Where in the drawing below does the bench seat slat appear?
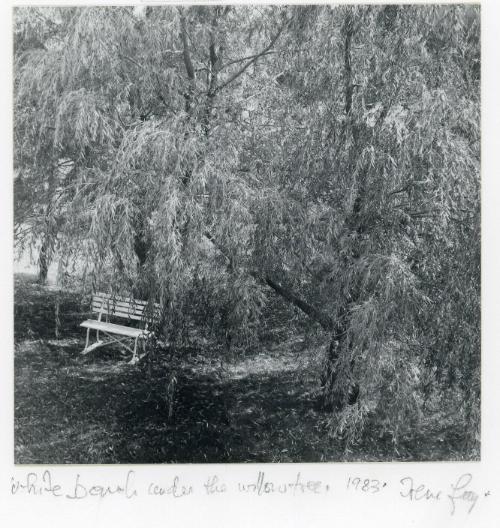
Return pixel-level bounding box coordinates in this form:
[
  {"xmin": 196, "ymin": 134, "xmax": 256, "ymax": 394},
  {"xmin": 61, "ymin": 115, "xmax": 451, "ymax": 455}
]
[{"xmin": 80, "ymin": 320, "xmax": 151, "ymax": 338}]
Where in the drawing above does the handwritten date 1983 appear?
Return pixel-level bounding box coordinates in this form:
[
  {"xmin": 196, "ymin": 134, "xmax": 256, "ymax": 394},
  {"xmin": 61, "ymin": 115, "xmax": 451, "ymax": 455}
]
[{"xmin": 346, "ymin": 477, "xmax": 386, "ymax": 494}]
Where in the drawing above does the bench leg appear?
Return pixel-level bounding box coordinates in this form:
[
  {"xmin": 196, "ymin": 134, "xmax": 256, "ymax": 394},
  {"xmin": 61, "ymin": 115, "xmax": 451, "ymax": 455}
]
[
  {"xmin": 128, "ymin": 336, "xmax": 140, "ymax": 365},
  {"xmin": 82, "ymin": 328, "xmax": 105, "ymax": 355},
  {"xmin": 136, "ymin": 337, "xmax": 148, "ymax": 362},
  {"xmin": 81, "ymin": 327, "xmax": 91, "ymax": 354},
  {"xmin": 81, "ymin": 328, "xmax": 145, "ymax": 363}
]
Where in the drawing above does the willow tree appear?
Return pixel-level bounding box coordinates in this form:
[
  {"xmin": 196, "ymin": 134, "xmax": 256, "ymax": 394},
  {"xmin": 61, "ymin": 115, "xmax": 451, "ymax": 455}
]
[
  {"xmin": 14, "ymin": 5, "xmax": 480, "ymax": 450},
  {"xmin": 248, "ymin": 4, "xmax": 480, "ymax": 444}
]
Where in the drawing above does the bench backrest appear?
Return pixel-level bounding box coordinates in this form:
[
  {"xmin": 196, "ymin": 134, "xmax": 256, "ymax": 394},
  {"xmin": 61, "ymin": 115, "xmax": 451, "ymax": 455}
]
[{"xmin": 92, "ymin": 292, "xmax": 160, "ymax": 323}]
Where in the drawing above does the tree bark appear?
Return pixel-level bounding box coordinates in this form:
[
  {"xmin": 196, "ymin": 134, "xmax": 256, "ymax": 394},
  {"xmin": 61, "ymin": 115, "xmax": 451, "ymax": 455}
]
[
  {"xmin": 202, "ymin": 12, "xmax": 220, "ymax": 136},
  {"xmin": 180, "ymin": 10, "xmax": 195, "ymax": 115},
  {"xmin": 37, "ymin": 169, "xmax": 57, "ymax": 284},
  {"xmin": 38, "ymin": 235, "xmax": 50, "ymax": 284},
  {"xmin": 259, "ymin": 274, "xmax": 333, "ymax": 331},
  {"xmin": 321, "ymin": 10, "xmax": 362, "ymax": 410}
]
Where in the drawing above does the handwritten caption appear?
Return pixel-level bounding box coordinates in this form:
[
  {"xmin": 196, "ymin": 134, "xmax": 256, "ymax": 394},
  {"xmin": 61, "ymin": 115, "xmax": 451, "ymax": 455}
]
[{"xmin": 9, "ymin": 470, "xmax": 489, "ymax": 516}]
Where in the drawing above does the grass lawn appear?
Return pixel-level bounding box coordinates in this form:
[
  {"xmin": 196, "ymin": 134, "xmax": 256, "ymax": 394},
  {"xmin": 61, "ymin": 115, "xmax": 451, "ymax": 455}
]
[{"xmin": 14, "ymin": 274, "xmax": 475, "ymax": 464}]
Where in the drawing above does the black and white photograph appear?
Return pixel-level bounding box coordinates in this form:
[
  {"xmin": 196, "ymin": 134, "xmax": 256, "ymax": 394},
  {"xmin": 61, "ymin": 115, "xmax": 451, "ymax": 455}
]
[{"xmin": 12, "ymin": 2, "xmax": 481, "ymax": 466}]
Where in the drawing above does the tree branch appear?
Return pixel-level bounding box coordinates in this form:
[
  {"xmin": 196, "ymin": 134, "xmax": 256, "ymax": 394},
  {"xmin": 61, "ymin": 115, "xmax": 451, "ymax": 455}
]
[
  {"xmin": 203, "ymin": 231, "xmax": 333, "ymax": 331},
  {"xmin": 180, "ymin": 11, "xmax": 195, "ymax": 82},
  {"xmin": 119, "ymin": 53, "xmax": 146, "ymax": 72},
  {"xmin": 220, "ymin": 50, "xmax": 276, "ymax": 70},
  {"xmin": 258, "ymin": 274, "xmax": 334, "ymax": 331},
  {"xmin": 214, "ymin": 19, "xmax": 289, "ymax": 94},
  {"xmin": 343, "ymin": 14, "xmax": 354, "ymax": 116}
]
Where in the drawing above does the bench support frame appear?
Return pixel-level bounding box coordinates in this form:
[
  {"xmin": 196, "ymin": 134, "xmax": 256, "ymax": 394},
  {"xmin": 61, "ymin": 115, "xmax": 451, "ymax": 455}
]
[
  {"xmin": 81, "ymin": 294, "xmax": 155, "ymax": 364},
  {"xmin": 82, "ymin": 328, "xmax": 145, "ymax": 364}
]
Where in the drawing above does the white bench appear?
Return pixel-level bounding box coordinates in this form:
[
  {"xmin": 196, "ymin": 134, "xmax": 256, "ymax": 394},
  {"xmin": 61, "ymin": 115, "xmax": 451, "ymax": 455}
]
[{"xmin": 80, "ymin": 292, "xmax": 160, "ymax": 364}]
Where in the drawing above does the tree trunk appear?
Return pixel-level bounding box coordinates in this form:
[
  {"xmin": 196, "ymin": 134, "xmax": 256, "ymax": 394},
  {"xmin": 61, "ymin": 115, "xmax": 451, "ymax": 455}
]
[
  {"xmin": 38, "ymin": 235, "xmax": 50, "ymax": 284},
  {"xmin": 320, "ymin": 11, "xmax": 362, "ymax": 411},
  {"xmin": 321, "ymin": 311, "xmax": 359, "ymax": 410},
  {"xmin": 37, "ymin": 166, "xmax": 59, "ymax": 285},
  {"xmin": 180, "ymin": 11, "xmax": 337, "ymax": 344}
]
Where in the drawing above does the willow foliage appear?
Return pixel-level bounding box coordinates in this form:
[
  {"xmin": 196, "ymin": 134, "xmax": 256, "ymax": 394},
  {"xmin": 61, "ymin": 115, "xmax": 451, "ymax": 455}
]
[{"xmin": 14, "ymin": 5, "xmax": 480, "ymax": 451}]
